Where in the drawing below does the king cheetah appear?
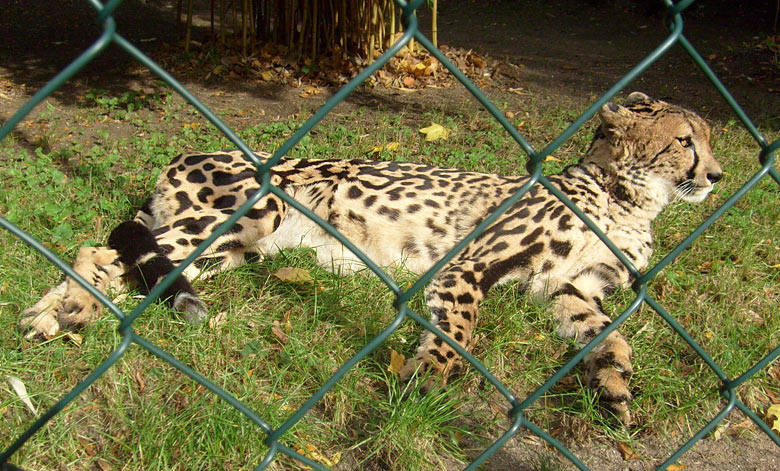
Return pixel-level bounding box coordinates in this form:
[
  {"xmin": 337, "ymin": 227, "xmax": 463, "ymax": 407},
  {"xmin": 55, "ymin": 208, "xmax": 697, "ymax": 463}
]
[{"xmin": 19, "ymin": 92, "xmax": 722, "ymax": 424}]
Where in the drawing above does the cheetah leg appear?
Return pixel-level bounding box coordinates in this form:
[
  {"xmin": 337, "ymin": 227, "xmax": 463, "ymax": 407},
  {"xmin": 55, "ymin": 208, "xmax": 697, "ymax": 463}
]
[
  {"xmin": 19, "ymin": 247, "xmax": 126, "ymax": 337},
  {"xmin": 400, "ymin": 264, "xmax": 484, "ymax": 391},
  {"xmin": 551, "ymin": 271, "xmax": 633, "ymax": 425},
  {"xmin": 108, "ymin": 221, "xmax": 209, "ymax": 324}
]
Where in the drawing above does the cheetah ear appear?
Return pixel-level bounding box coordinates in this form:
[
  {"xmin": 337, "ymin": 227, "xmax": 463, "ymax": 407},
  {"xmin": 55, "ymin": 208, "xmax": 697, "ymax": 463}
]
[
  {"xmin": 598, "ymin": 101, "xmax": 633, "ymax": 135},
  {"xmin": 625, "ymin": 91, "xmax": 650, "ymax": 105}
]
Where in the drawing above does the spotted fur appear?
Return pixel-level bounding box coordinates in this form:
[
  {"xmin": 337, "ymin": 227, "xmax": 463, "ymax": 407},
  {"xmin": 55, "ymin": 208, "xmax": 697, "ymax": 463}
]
[{"xmin": 19, "ymin": 93, "xmax": 722, "ymax": 424}]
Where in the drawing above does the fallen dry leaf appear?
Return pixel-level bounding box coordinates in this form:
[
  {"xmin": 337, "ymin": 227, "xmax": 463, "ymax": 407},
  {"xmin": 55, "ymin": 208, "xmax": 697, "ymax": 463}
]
[
  {"xmin": 78, "ymin": 436, "xmax": 97, "ymax": 457},
  {"xmin": 209, "ymin": 311, "xmax": 228, "ymax": 329},
  {"xmin": 507, "ymin": 87, "xmax": 528, "ymax": 95},
  {"xmin": 299, "ymin": 85, "xmax": 323, "ymax": 98},
  {"xmin": 7, "ymin": 376, "xmax": 37, "ymax": 416},
  {"xmin": 95, "ymin": 458, "xmax": 114, "ymax": 471},
  {"xmin": 368, "ymin": 141, "xmax": 401, "ymax": 155},
  {"xmin": 387, "ymin": 348, "xmax": 405, "ymax": 375},
  {"xmin": 419, "ymin": 122, "xmax": 450, "ymax": 142},
  {"xmin": 65, "ymin": 332, "xmax": 83, "ymax": 347},
  {"xmin": 272, "ymin": 320, "xmax": 289, "ymax": 344},
  {"xmin": 273, "ymin": 267, "xmax": 313, "ymax": 283},
  {"xmin": 697, "ymin": 260, "xmax": 714, "ymax": 272},
  {"xmin": 666, "ymin": 464, "xmax": 687, "ymax": 471},
  {"xmin": 711, "ymin": 422, "xmax": 727, "ymax": 441},
  {"xmin": 616, "ymin": 441, "xmax": 640, "ymax": 461},
  {"xmin": 296, "ymin": 442, "xmax": 342, "ymax": 469},
  {"xmin": 134, "ymin": 368, "xmax": 146, "ymax": 394}
]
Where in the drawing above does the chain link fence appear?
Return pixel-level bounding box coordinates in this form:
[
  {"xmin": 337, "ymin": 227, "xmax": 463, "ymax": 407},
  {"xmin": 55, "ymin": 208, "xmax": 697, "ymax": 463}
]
[{"xmin": 1, "ymin": 0, "xmax": 779, "ymax": 469}]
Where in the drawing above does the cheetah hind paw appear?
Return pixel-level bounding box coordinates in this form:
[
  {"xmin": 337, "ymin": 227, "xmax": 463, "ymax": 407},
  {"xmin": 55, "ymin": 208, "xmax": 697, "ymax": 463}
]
[
  {"xmin": 173, "ymin": 292, "xmax": 208, "ymax": 323},
  {"xmin": 19, "ymin": 308, "xmax": 60, "ymax": 339},
  {"xmin": 18, "ymin": 281, "xmax": 67, "ymax": 338},
  {"xmin": 586, "ymin": 353, "xmax": 634, "ymax": 426}
]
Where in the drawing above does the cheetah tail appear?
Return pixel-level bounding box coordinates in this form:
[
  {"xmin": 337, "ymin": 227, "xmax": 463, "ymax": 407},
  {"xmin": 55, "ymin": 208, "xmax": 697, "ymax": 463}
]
[{"xmin": 107, "ymin": 220, "xmax": 208, "ymax": 323}]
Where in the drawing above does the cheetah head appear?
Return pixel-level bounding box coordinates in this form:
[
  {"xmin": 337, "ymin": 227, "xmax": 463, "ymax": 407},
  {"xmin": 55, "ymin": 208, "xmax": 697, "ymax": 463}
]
[{"xmin": 586, "ymin": 92, "xmax": 723, "ymax": 207}]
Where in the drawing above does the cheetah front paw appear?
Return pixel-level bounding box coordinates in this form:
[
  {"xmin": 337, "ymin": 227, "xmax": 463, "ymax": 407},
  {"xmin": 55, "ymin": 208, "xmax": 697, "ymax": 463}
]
[
  {"xmin": 584, "ymin": 334, "xmax": 634, "ymax": 425},
  {"xmin": 399, "ymin": 351, "xmax": 464, "ymax": 394}
]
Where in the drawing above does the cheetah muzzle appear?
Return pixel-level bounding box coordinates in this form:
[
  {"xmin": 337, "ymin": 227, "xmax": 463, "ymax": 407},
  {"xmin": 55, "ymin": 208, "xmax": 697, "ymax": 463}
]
[{"xmin": 19, "ymin": 92, "xmax": 722, "ymax": 426}]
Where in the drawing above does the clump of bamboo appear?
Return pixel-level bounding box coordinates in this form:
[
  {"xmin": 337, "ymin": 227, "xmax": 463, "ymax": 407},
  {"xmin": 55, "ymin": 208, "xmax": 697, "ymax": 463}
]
[{"xmin": 179, "ymin": 0, "xmax": 438, "ymax": 63}]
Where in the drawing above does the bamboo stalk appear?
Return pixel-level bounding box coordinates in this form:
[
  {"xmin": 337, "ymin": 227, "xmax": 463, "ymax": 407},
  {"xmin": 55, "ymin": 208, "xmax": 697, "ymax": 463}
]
[
  {"xmin": 185, "ymin": 0, "xmax": 194, "ymax": 52},
  {"xmin": 312, "ymin": 0, "xmax": 318, "ymax": 60},
  {"xmin": 432, "ymin": 0, "xmax": 437, "ymax": 48},
  {"xmin": 341, "ymin": 0, "xmax": 347, "ymax": 58},
  {"xmin": 232, "ymin": 0, "xmax": 238, "ymax": 44},
  {"xmin": 299, "ymin": 0, "xmax": 308, "ymax": 58},
  {"xmin": 368, "ymin": 0, "xmax": 377, "ymax": 61},
  {"xmin": 242, "ymin": 0, "xmax": 247, "ymax": 55},
  {"xmin": 390, "ymin": 0, "xmax": 395, "ymax": 41},
  {"xmin": 248, "ymin": 0, "xmax": 255, "ymax": 53},
  {"xmin": 377, "ymin": 0, "xmax": 384, "ymax": 54},
  {"xmin": 286, "ymin": 0, "xmax": 294, "ymax": 49}
]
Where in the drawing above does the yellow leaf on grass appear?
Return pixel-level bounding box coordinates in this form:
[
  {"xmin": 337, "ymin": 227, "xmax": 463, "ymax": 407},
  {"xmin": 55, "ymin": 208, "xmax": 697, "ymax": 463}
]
[
  {"xmin": 544, "ymin": 155, "xmax": 561, "ymax": 162},
  {"xmin": 65, "ymin": 332, "xmax": 83, "ymax": 347},
  {"xmin": 296, "ymin": 443, "xmax": 341, "ymax": 469},
  {"xmin": 368, "ymin": 141, "xmax": 401, "ymax": 155},
  {"xmin": 388, "ymin": 348, "xmax": 405, "ymax": 375},
  {"xmin": 767, "ymin": 404, "xmax": 780, "ymax": 433},
  {"xmin": 666, "ymin": 464, "xmax": 687, "ymax": 471},
  {"xmin": 419, "ymin": 123, "xmax": 450, "ymax": 142},
  {"xmin": 273, "ymin": 267, "xmax": 313, "ymax": 283}
]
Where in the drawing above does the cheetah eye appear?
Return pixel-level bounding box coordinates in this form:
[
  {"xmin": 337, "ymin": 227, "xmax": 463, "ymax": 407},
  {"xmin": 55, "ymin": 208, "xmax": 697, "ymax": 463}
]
[{"xmin": 676, "ymin": 136, "xmax": 693, "ymax": 149}]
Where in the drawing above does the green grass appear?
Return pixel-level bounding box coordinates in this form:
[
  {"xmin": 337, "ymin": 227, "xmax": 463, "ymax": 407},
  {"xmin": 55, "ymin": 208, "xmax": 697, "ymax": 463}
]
[{"xmin": 0, "ymin": 88, "xmax": 778, "ymax": 471}]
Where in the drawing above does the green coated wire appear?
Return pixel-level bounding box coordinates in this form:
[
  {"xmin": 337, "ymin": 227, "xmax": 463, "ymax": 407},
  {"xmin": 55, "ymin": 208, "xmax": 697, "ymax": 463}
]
[{"xmin": 1, "ymin": 1, "xmax": 778, "ymax": 470}]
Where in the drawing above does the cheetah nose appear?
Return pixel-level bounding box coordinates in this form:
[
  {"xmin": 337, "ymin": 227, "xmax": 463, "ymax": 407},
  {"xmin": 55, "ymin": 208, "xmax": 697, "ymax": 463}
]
[{"xmin": 707, "ymin": 172, "xmax": 722, "ymax": 184}]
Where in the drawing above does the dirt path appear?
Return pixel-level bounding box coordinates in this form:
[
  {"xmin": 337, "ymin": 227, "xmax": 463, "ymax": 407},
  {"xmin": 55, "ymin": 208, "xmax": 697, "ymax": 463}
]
[{"xmin": 1, "ymin": 1, "xmax": 779, "ymax": 470}]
